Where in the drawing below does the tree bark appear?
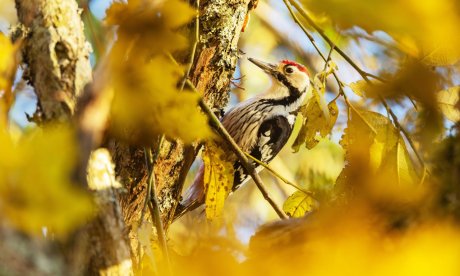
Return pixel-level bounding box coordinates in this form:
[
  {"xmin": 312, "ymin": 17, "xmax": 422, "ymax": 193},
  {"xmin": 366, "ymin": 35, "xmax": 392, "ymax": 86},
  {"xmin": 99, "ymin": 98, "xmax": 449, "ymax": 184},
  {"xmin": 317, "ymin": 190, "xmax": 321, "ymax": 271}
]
[
  {"xmin": 112, "ymin": 0, "xmax": 254, "ymax": 248},
  {"xmin": 15, "ymin": 0, "xmax": 92, "ymax": 122},
  {"xmin": 8, "ymin": 0, "xmax": 255, "ymax": 273},
  {"xmin": 12, "ymin": 0, "xmax": 133, "ymax": 274}
]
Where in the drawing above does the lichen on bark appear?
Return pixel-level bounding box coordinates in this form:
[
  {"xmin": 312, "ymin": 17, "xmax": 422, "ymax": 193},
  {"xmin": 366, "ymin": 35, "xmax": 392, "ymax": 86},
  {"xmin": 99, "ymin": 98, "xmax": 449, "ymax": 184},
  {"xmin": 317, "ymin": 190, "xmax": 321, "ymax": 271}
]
[
  {"xmin": 113, "ymin": 0, "xmax": 254, "ymax": 241},
  {"xmin": 15, "ymin": 0, "xmax": 92, "ymax": 121}
]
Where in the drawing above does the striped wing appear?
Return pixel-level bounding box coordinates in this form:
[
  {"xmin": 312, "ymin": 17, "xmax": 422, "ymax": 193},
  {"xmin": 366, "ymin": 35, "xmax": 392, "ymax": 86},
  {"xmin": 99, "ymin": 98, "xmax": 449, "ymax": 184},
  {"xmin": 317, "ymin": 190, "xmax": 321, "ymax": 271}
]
[{"xmin": 233, "ymin": 115, "xmax": 293, "ymax": 190}]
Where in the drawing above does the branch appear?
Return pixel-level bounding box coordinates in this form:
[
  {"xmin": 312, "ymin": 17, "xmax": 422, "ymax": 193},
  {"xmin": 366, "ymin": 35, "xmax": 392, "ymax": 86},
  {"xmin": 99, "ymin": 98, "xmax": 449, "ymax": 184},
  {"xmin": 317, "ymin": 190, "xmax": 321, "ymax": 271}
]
[
  {"xmin": 141, "ymin": 140, "xmax": 172, "ymax": 276},
  {"xmin": 14, "ymin": 0, "xmax": 133, "ymax": 274},
  {"xmin": 179, "ymin": 0, "xmax": 200, "ymax": 92},
  {"xmin": 244, "ymin": 153, "xmax": 312, "ymax": 195},
  {"xmin": 284, "ymin": 0, "xmax": 425, "ymax": 168},
  {"xmin": 186, "ymin": 79, "xmax": 288, "ymax": 220},
  {"xmin": 15, "ymin": 0, "xmax": 92, "ymax": 122},
  {"xmin": 287, "ymin": 0, "xmax": 384, "ymax": 82}
]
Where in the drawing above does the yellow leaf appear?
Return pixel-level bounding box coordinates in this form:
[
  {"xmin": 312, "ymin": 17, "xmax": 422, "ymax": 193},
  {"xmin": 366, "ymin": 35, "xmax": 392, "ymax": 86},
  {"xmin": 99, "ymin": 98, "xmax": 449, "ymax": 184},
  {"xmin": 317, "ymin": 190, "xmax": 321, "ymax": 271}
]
[
  {"xmin": 348, "ymin": 80, "xmax": 367, "ymax": 97},
  {"xmin": 338, "ymin": 109, "xmax": 421, "ymax": 200},
  {"xmin": 302, "ymin": 0, "xmax": 460, "ymax": 65},
  {"xmin": 313, "ymin": 88, "xmax": 330, "ymax": 121},
  {"xmin": 437, "ymin": 86, "xmax": 460, "ymax": 122},
  {"xmin": 110, "ymin": 56, "xmax": 212, "ymax": 145},
  {"xmin": 322, "ymin": 100, "xmax": 339, "ymax": 136},
  {"xmin": 367, "ymin": 60, "xmax": 441, "ymax": 106},
  {"xmin": 137, "ymin": 221, "xmax": 155, "ymax": 263},
  {"xmin": 292, "ymin": 98, "xmax": 339, "ymax": 152},
  {"xmin": 202, "ymin": 141, "xmax": 235, "ymax": 220},
  {"xmin": 283, "ymin": 191, "xmax": 317, "ymax": 218},
  {"xmin": 0, "ymin": 126, "xmax": 93, "ymax": 238},
  {"xmin": 106, "ymin": 0, "xmax": 195, "ymax": 58},
  {"xmin": 0, "ymin": 33, "xmax": 20, "ymax": 120}
]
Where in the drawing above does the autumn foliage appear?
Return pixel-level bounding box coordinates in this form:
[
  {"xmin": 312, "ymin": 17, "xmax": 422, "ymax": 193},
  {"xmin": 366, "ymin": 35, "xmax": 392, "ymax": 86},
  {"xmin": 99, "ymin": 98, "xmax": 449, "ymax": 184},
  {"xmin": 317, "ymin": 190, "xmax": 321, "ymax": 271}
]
[{"xmin": 1, "ymin": 0, "xmax": 460, "ymax": 275}]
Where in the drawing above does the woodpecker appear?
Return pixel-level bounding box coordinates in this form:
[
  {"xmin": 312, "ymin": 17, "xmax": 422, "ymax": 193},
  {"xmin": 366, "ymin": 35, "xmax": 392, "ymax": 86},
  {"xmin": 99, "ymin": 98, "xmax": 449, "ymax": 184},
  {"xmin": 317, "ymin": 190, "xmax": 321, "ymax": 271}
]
[{"xmin": 174, "ymin": 58, "xmax": 310, "ymax": 219}]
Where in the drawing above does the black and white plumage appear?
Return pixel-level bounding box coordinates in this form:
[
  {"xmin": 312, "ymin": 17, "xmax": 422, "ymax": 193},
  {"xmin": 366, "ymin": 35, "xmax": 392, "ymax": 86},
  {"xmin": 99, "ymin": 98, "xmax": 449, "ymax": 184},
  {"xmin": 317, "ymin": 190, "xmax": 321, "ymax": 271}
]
[
  {"xmin": 232, "ymin": 115, "xmax": 293, "ymax": 190},
  {"xmin": 174, "ymin": 58, "xmax": 310, "ymax": 219}
]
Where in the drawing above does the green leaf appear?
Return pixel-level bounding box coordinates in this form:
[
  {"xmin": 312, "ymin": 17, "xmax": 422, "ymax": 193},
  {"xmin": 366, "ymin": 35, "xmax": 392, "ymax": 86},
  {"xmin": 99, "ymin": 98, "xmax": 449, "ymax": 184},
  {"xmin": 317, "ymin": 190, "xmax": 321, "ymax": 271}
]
[{"xmin": 283, "ymin": 191, "xmax": 317, "ymax": 218}]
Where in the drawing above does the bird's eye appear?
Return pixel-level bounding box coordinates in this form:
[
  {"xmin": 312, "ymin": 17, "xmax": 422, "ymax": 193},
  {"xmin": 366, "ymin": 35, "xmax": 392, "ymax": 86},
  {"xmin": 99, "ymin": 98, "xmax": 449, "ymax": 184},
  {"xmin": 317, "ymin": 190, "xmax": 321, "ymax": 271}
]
[{"xmin": 284, "ymin": 66, "xmax": 294, "ymax": 74}]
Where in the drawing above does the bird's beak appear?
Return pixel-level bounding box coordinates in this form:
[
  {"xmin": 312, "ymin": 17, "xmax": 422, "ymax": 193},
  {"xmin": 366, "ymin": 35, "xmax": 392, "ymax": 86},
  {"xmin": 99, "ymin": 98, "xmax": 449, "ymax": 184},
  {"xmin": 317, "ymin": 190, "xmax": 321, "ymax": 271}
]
[{"xmin": 248, "ymin": 58, "xmax": 277, "ymax": 75}]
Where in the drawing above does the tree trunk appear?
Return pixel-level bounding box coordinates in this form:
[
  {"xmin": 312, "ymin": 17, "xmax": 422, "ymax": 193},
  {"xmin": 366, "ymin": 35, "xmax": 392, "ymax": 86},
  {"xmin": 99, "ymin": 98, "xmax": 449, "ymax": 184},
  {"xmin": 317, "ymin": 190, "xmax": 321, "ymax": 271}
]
[
  {"xmin": 14, "ymin": 0, "xmax": 92, "ymax": 122},
  {"xmin": 112, "ymin": 0, "xmax": 254, "ymax": 249},
  {"xmin": 7, "ymin": 0, "xmax": 254, "ymax": 273},
  {"xmin": 13, "ymin": 0, "xmax": 133, "ymax": 274}
]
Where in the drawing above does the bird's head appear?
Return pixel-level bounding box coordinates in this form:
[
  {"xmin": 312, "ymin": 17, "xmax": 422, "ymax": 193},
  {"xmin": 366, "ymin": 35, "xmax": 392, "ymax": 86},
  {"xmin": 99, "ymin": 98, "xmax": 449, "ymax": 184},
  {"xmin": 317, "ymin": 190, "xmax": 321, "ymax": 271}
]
[{"xmin": 248, "ymin": 58, "xmax": 310, "ymax": 96}]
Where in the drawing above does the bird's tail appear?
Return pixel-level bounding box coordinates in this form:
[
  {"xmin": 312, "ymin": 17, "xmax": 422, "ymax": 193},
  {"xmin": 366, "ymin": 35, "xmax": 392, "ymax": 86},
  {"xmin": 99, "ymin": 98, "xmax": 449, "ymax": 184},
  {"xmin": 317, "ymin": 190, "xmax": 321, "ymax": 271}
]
[{"xmin": 173, "ymin": 164, "xmax": 205, "ymax": 220}]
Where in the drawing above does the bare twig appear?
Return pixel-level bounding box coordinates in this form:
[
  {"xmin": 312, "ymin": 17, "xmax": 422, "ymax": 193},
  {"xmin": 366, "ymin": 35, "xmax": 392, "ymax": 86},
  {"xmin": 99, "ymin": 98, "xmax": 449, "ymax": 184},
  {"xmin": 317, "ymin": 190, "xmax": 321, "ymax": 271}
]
[
  {"xmin": 185, "ymin": 79, "xmax": 288, "ymax": 219},
  {"xmin": 244, "ymin": 153, "xmax": 312, "ymax": 195},
  {"xmin": 146, "ymin": 149, "xmax": 172, "ymax": 276},
  {"xmin": 284, "ymin": 0, "xmax": 425, "ymax": 168},
  {"xmin": 282, "ymin": 0, "xmax": 326, "ymax": 62},
  {"xmin": 287, "ymin": 0, "xmax": 385, "ymax": 82},
  {"xmin": 139, "ymin": 136, "xmax": 172, "ymax": 275},
  {"xmin": 179, "ymin": 0, "xmax": 200, "ymax": 92}
]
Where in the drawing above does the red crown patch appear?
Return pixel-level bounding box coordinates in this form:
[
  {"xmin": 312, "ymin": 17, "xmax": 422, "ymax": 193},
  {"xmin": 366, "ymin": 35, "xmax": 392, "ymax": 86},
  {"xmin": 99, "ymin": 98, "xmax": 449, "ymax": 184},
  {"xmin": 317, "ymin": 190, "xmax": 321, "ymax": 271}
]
[{"xmin": 281, "ymin": 60, "xmax": 309, "ymax": 75}]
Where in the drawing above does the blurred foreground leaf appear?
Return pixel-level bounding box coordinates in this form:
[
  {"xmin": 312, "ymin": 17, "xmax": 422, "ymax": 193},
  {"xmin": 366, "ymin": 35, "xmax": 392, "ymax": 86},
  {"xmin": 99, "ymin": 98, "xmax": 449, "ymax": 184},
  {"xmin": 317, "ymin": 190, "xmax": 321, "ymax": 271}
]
[
  {"xmin": 0, "ymin": 33, "xmax": 20, "ymax": 121},
  {"xmin": 110, "ymin": 57, "xmax": 212, "ymax": 144},
  {"xmin": 249, "ymin": 205, "xmax": 460, "ymax": 276},
  {"xmin": 437, "ymin": 86, "xmax": 460, "ymax": 123},
  {"xmin": 0, "ymin": 126, "xmax": 93, "ymax": 238},
  {"xmin": 106, "ymin": 0, "xmax": 195, "ymax": 57},
  {"xmin": 338, "ymin": 109, "xmax": 421, "ymax": 201},
  {"xmin": 301, "ymin": 0, "xmax": 460, "ymax": 65},
  {"xmin": 106, "ymin": 0, "xmax": 211, "ymax": 144},
  {"xmin": 365, "ymin": 60, "xmax": 441, "ymax": 105}
]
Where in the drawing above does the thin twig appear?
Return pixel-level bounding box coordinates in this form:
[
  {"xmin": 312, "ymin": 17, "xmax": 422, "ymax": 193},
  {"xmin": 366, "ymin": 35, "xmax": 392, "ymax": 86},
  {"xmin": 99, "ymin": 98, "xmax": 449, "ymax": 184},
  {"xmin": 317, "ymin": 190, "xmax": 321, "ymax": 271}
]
[
  {"xmin": 179, "ymin": 0, "xmax": 200, "ymax": 91},
  {"xmin": 282, "ymin": 0, "xmax": 326, "ymax": 62},
  {"xmin": 146, "ymin": 147, "xmax": 172, "ymax": 276},
  {"xmin": 288, "ymin": 0, "xmax": 384, "ymax": 82},
  {"xmin": 139, "ymin": 136, "xmax": 172, "ymax": 275},
  {"xmin": 284, "ymin": 0, "xmax": 425, "ymax": 168},
  {"xmin": 244, "ymin": 153, "xmax": 312, "ymax": 195},
  {"xmin": 184, "ymin": 79, "xmax": 287, "ymax": 219}
]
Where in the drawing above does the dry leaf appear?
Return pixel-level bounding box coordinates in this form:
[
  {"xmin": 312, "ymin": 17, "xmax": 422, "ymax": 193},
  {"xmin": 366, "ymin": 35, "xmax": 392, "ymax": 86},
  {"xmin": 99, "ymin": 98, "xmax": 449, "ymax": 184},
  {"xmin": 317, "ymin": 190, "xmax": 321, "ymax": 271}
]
[{"xmin": 202, "ymin": 141, "xmax": 235, "ymax": 220}]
